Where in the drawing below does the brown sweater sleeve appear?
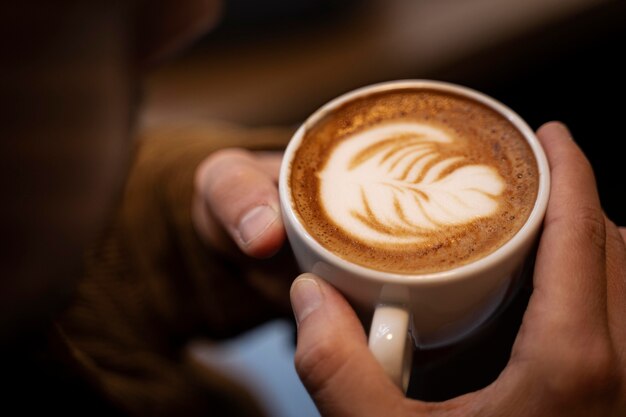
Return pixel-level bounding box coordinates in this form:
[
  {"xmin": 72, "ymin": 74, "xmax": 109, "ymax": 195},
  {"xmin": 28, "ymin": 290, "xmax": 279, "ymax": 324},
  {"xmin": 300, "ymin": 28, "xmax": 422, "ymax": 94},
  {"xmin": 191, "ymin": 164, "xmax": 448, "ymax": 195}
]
[{"xmin": 56, "ymin": 120, "xmax": 297, "ymax": 417}]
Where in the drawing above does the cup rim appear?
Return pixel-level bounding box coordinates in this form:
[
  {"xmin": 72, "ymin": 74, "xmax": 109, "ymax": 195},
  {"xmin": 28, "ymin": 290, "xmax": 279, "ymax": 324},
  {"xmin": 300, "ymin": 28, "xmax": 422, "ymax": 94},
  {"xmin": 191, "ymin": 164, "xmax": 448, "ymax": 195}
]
[{"xmin": 279, "ymin": 79, "xmax": 550, "ymax": 285}]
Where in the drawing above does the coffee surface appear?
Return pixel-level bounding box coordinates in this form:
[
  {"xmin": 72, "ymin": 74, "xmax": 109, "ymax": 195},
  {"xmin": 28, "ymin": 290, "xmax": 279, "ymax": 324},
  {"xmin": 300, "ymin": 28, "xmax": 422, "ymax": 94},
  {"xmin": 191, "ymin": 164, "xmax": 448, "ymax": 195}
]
[{"xmin": 289, "ymin": 88, "xmax": 539, "ymax": 274}]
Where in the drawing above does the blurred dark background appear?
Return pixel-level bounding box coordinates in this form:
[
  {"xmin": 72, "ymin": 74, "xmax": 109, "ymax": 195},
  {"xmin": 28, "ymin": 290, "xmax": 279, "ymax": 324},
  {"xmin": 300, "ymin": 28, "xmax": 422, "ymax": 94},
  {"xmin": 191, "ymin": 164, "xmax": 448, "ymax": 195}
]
[
  {"xmin": 143, "ymin": 0, "xmax": 626, "ymax": 404},
  {"xmin": 143, "ymin": 0, "xmax": 625, "ymax": 226}
]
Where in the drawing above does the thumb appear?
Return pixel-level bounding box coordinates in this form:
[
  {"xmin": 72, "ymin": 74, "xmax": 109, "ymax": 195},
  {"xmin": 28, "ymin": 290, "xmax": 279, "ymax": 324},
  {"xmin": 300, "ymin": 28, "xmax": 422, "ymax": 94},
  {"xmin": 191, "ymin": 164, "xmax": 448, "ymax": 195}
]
[
  {"xmin": 193, "ymin": 149, "xmax": 285, "ymax": 258},
  {"xmin": 290, "ymin": 274, "xmax": 406, "ymax": 417}
]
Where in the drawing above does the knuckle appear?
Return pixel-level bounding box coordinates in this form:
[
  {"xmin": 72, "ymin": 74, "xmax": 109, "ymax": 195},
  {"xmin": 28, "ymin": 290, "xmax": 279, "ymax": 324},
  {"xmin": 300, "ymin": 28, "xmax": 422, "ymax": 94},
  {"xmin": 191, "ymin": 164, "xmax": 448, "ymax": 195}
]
[
  {"xmin": 579, "ymin": 346, "xmax": 620, "ymax": 394},
  {"xmin": 605, "ymin": 218, "xmax": 626, "ymax": 250},
  {"xmin": 552, "ymin": 205, "xmax": 607, "ymax": 251},
  {"xmin": 294, "ymin": 336, "xmax": 345, "ymax": 392},
  {"xmin": 543, "ymin": 340, "xmax": 621, "ymax": 405},
  {"xmin": 574, "ymin": 207, "xmax": 607, "ymax": 250}
]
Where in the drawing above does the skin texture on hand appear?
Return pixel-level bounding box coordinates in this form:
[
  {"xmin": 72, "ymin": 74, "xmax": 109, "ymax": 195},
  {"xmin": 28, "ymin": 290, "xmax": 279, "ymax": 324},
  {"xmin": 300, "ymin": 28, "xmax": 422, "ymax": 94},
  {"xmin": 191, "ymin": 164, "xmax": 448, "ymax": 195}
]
[
  {"xmin": 289, "ymin": 122, "xmax": 626, "ymax": 417},
  {"xmin": 192, "ymin": 149, "xmax": 286, "ymax": 258},
  {"xmin": 191, "ymin": 146, "xmax": 297, "ymax": 332}
]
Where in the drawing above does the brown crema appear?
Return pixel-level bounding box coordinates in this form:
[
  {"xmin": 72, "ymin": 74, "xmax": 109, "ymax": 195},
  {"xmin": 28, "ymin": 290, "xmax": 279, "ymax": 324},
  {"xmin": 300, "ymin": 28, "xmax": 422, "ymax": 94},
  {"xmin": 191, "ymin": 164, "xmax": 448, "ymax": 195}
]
[{"xmin": 289, "ymin": 88, "xmax": 539, "ymax": 274}]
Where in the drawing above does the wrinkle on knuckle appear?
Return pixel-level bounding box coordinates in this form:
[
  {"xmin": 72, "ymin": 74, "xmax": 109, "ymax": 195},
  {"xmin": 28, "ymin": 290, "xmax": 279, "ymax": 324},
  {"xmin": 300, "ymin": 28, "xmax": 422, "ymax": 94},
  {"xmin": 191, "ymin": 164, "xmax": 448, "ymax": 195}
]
[
  {"xmin": 294, "ymin": 335, "xmax": 343, "ymax": 391},
  {"xmin": 548, "ymin": 205, "xmax": 606, "ymax": 251},
  {"xmin": 294, "ymin": 338, "xmax": 337, "ymax": 390},
  {"xmin": 605, "ymin": 218, "xmax": 626, "ymax": 251},
  {"xmin": 581, "ymin": 345, "xmax": 620, "ymax": 396},
  {"xmin": 553, "ymin": 149, "xmax": 595, "ymax": 179},
  {"xmin": 575, "ymin": 207, "xmax": 607, "ymax": 251},
  {"xmin": 542, "ymin": 339, "xmax": 620, "ymax": 406}
]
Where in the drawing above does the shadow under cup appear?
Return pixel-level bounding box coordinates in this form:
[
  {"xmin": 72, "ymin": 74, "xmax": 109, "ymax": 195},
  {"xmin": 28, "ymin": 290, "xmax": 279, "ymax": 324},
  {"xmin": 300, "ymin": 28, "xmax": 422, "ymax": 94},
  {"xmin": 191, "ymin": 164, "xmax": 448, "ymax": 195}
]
[{"xmin": 279, "ymin": 80, "xmax": 550, "ymax": 392}]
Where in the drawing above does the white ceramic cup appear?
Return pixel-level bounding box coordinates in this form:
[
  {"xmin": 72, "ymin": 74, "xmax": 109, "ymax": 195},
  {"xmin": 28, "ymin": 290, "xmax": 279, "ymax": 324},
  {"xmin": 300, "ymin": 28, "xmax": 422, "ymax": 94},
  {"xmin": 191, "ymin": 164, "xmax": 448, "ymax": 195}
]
[{"xmin": 279, "ymin": 80, "xmax": 550, "ymax": 392}]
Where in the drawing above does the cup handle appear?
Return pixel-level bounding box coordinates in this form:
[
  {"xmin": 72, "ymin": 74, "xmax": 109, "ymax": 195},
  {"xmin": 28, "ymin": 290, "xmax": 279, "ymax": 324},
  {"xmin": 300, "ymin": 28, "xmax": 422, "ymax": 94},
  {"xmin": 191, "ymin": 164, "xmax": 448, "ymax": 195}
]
[{"xmin": 368, "ymin": 304, "xmax": 413, "ymax": 392}]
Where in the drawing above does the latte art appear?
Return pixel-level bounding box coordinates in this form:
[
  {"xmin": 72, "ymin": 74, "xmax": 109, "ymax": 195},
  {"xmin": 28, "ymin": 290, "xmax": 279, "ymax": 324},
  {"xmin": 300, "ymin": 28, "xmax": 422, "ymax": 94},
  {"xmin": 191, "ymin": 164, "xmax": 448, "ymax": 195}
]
[
  {"xmin": 289, "ymin": 88, "xmax": 539, "ymax": 274},
  {"xmin": 319, "ymin": 122, "xmax": 505, "ymax": 246}
]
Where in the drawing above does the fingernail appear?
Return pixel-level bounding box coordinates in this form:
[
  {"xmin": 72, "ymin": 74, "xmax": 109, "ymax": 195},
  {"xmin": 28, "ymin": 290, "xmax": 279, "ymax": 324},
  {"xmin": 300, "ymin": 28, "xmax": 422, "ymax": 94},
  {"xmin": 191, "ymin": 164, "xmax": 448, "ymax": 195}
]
[
  {"xmin": 290, "ymin": 276, "xmax": 322, "ymax": 325},
  {"xmin": 238, "ymin": 205, "xmax": 278, "ymax": 245}
]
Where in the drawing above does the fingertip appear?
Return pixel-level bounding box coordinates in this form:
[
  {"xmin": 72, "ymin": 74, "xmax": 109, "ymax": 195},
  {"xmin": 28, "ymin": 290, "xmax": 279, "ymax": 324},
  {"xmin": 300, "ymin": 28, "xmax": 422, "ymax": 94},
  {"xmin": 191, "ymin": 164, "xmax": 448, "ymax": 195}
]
[
  {"xmin": 290, "ymin": 274, "xmax": 323, "ymax": 326},
  {"xmin": 535, "ymin": 120, "xmax": 592, "ymax": 179},
  {"xmin": 290, "ymin": 273, "xmax": 366, "ymax": 341},
  {"xmin": 291, "ymin": 274, "xmax": 406, "ymax": 413},
  {"xmin": 196, "ymin": 149, "xmax": 286, "ymax": 258},
  {"xmin": 537, "ymin": 121, "xmax": 571, "ymax": 137},
  {"xmin": 291, "ymin": 272, "xmax": 322, "ymax": 288}
]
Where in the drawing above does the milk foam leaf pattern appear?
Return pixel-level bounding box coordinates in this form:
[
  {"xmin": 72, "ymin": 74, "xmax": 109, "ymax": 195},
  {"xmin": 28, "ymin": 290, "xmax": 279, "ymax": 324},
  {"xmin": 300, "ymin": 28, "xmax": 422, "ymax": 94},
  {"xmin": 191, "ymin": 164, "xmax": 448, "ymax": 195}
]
[{"xmin": 318, "ymin": 123, "xmax": 505, "ymax": 245}]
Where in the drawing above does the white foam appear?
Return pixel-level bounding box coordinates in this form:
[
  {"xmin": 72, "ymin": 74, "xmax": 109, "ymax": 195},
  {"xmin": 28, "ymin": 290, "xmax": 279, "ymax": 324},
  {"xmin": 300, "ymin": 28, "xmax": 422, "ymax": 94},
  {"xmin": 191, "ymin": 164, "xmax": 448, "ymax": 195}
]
[{"xmin": 318, "ymin": 122, "xmax": 505, "ymax": 245}]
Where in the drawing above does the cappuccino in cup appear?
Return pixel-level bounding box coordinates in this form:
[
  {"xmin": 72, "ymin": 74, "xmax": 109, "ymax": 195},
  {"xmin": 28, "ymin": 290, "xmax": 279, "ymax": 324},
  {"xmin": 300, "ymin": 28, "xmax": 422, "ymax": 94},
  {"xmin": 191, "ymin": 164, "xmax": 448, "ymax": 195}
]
[
  {"xmin": 280, "ymin": 80, "xmax": 550, "ymax": 389},
  {"xmin": 289, "ymin": 88, "xmax": 538, "ymax": 274}
]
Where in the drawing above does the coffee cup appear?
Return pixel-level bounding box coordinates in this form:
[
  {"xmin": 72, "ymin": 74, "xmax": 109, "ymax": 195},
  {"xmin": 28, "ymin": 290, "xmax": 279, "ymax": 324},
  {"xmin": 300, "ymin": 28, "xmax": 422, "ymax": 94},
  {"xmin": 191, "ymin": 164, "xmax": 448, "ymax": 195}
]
[{"xmin": 279, "ymin": 80, "xmax": 550, "ymax": 391}]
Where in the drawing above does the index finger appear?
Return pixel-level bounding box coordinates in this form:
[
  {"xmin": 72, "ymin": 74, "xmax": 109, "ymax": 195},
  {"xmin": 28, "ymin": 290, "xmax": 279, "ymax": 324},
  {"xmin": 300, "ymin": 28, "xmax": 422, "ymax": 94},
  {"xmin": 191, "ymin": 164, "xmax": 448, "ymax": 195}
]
[{"xmin": 531, "ymin": 122, "xmax": 607, "ymax": 335}]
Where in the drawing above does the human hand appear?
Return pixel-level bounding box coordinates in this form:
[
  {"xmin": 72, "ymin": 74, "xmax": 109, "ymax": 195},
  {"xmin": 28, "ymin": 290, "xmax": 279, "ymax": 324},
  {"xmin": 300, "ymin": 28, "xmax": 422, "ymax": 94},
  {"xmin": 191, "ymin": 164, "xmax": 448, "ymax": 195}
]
[
  {"xmin": 289, "ymin": 122, "xmax": 626, "ymax": 416},
  {"xmin": 192, "ymin": 148, "xmax": 286, "ymax": 258}
]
